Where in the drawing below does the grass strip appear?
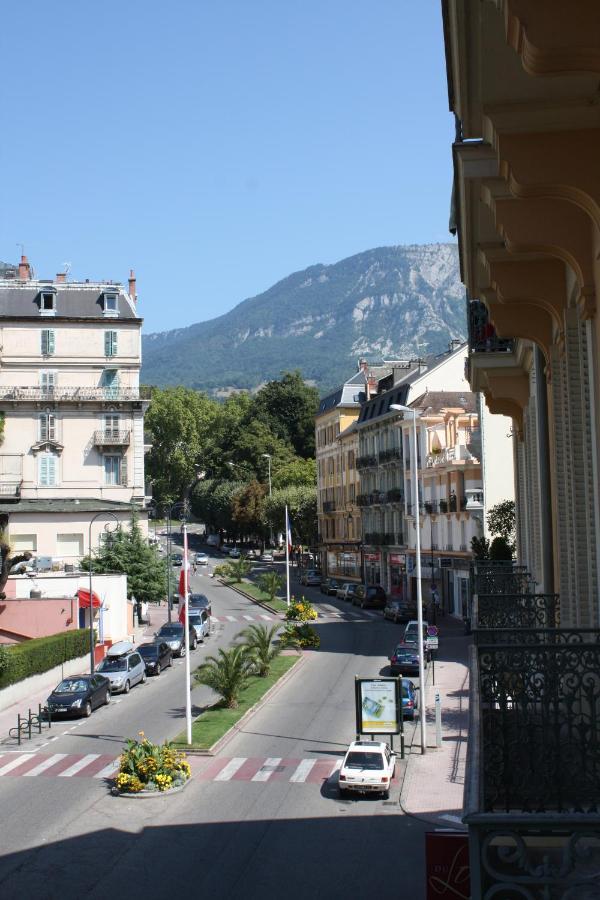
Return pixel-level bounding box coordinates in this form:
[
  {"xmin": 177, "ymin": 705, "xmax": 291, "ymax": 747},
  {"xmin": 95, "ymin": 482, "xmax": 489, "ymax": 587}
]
[{"xmin": 173, "ymin": 654, "xmax": 300, "ymax": 750}]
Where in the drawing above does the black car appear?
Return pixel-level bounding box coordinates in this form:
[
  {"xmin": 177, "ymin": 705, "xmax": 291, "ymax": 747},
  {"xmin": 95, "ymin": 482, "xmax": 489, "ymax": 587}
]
[
  {"xmin": 352, "ymin": 584, "xmax": 387, "ymax": 609},
  {"xmin": 46, "ymin": 674, "xmax": 111, "ymax": 718},
  {"xmin": 320, "ymin": 577, "xmax": 340, "ymax": 595},
  {"xmin": 389, "ymin": 643, "xmax": 426, "ymax": 677},
  {"xmin": 156, "ymin": 622, "xmax": 197, "ymax": 656},
  {"xmin": 188, "ymin": 592, "xmax": 212, "ymax": 617},
  {"xmin": 137, "ymin": 641, "xmax": 173, "ymax": 676}
]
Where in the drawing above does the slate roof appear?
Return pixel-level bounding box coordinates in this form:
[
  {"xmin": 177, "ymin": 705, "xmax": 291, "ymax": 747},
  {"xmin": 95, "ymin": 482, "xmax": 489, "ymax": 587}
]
[
  {"xmin": 0, "ymin": 283, "xmax": 139, "ymax": 320},
  {"xmin": 0, "ymin": 499, "xmax": 137, "ymax": 515},
  {"xmin": 412, "ymin": 390, "xmax": 478, "ymax": 415}
]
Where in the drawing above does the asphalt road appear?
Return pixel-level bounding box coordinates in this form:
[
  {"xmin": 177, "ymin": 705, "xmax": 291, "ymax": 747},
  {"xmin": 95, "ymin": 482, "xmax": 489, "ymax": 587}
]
[{"xmin": 0, "ymin": 550, "xmax": 430, "ymax": 900}]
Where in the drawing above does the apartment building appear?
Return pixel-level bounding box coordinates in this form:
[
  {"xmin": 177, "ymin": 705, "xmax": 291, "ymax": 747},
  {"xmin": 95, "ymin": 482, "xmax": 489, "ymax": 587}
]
[{"xmin": 0, "ymin": 257, "xmax": 149, "ymax": 563}]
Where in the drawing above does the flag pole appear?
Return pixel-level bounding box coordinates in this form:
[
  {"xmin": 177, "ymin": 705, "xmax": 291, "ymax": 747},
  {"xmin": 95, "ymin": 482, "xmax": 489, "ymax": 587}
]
[
  {"xmin": 183, "ymin": 522, "xmax": 192, "ymax": 744},
  {"xmin": 285, "ymin": 505, "xmax": 291, "ymax": 608}
]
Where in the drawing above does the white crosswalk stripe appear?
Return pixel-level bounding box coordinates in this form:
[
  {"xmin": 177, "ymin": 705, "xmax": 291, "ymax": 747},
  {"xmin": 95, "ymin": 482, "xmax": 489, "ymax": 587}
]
[
  {"xmin": 226, "ymin": 616, "xmax": 236, "ymax": 622},
  {"xmin": 24, "ymin": 753, "xmax": 68, "ymax": 777},
  {"xmin": 289, "ymin": 758, "xmax": 316, "ymax": 783},
  {"xmin": 259, "ymin": 615, "xmax": 273, "ymax": 621},
  {"xmin": 242, "ymin": 615, "xmax": 254, "ymax": 621},
  {"xmin": 93, "ymin": 758, "xmax": 120, "ymax": 779},
  {"xmin": 58, "ymin": 753, "xmax": 101, "ymax": 777},
  {"xmin": 0, "ymin": 754, "xmax": 35, "ymax": 776},
  {"xmin": 251, "ymin": 757, "xmax": 282, "ymax": 782},
  {"xmin": 214, "ymin": 757, "xmax": 247, "ymax": 781}
]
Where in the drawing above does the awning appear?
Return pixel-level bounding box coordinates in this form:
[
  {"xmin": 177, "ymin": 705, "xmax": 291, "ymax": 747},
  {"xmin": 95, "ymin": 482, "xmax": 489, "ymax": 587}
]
[{"xmin": 77, "ymin": 588, "xmax": 102, "ymax": 609}]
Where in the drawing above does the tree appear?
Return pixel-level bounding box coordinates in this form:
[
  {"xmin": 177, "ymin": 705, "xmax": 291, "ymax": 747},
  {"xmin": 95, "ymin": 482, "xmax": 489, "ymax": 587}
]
[
  {"xmin": 223, "ymin": 557, "xmax": 252, "ymax": 583},
  {"xmin": 490, "ymin": 536, "xmax": 513, "ymax": 561},
  {"xmin": 272, "ymin": 457, "xmax": 317, "ymax": 489},
  {"xmin": 487, "ymin": 500, "xmax": 516, "ymax": 550},
  {"xmin": 237, "ymin": 623, "xmax": 282, "ymax": 676},
  {"xmin": 83, "ymin": 508, "xmax": 167, "ymax": 604},
  {"xmin": 0, "ymin": 519, "xmax": 32, "ymax": 600},
  {"xmin": 191, "ymin": 478, "xmax": 244, "ymax": 536},
  {"xmin": 265, "ymin": 485, "xmax": 318, "ymax": 546},
  {"xmin": 251, "ymin": 371, "xmax": 319, "ymax": 458},
  {"xmin": 194, "ymin": 646, "xmax": 253, "ymax": 708},
  {"xmin": 231, "ymin": 481, "xmax": 267, "ymax": 538},
  {"xmin": 471, "ymin": 536, "xmax": 490, "ymax": 560},
  {"xmin": 257, "ymin": 571, "xmax": 284, "ymax": 604}
]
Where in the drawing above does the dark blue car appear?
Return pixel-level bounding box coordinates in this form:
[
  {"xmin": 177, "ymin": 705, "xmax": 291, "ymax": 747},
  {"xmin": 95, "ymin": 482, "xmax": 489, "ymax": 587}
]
[{"xmin": 401, "ymin": 678, "xmax": 418, "ymax": 720}]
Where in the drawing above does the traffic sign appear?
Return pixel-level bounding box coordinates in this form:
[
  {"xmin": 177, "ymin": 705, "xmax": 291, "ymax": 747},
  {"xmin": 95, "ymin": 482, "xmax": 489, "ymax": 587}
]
[{"xmin": 426, "ymin": 625, "xmax": 439, "ymax": 636}]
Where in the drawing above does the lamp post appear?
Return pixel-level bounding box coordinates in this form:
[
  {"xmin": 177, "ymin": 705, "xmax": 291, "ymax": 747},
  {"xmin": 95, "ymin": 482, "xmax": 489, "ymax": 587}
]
[
  {"xmin": 171, "ymin": 499, "xmax": 192, "ymax": 745},
  {"xmin": 88, "ymin": 511, "xmax": 120, "ymax": 674},
  {"xmin": 391, "ymin": 403, "xmax": 427, "ymax": 754},
  {"xmin": 262, "ymin": 453, "xmax": 273, "ymax": 548}
]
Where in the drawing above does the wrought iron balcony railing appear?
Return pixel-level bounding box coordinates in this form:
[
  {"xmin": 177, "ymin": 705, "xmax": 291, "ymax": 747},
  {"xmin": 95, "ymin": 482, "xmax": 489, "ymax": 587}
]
[
  {"xmin": 468, "ymin": 299, "xmax": 515, "ymax": 354},
  {"xmin": 378, "ymin": 447, "xmax": 402, "ymax": 464},
  {"xmin": 473, "ymin": 593, "xmax": 560, "ymax": 632},
  {"xmin": 0, "ymin": 386, "xmax": 141, "ymax": 402},
  {"xmin": 386, "ymin": 488, "xmax": 404, "ymax": 503},
  {"xmin": 93, "ymin": 430, "xmax": 131, "ymax": 448},
  {"xmin": 356, "ymin": 455, "xmax": 377, "ymax": 470}
]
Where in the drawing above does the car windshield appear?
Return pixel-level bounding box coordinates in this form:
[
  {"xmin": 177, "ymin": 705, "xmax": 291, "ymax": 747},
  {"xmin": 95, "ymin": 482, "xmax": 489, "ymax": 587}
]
[
  {"xmin": 98, "ymin": 658, "xmax": 127, "ymax": 671},
  {"xmin": 344, "ymin": 752, "xmax": 385, "ymax": 770},
  {"xmin": 159, "ymin": 626, "xmax": 182, "ymax": 637},
  {"xmin": 54, "ymin": 678, "xmax": 89, "ymax": 694},
  {"xmin": 138, "ymin": 645, "xmax": 158, "ymax": 658}
]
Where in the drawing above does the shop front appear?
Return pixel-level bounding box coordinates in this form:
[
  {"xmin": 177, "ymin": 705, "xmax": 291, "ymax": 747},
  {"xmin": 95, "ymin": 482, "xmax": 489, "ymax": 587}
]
[
  {"xmin": 388, "ymin": 552, "xmax": 407, "ymax": 600},
  {"xmin": 364, "ymin": 550, "xmax": 382, "ymax": 585},
  {"xmin": 326, "ymin": 545, "xmax": 362, "ymax": 580}
]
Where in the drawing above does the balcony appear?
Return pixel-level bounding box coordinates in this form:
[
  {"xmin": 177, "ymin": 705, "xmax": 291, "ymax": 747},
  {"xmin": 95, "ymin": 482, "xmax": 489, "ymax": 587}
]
[
  {"xmin": 93, "ymin": 430, "xmax": 131, "ymax": 450},
  {"xmin": 322, "ymin": 500, "xmax": 336, "ymax": 513},
  {"xmin": 378, "ymin": 447, "xmax": 402, "ymax": 465},
  {"xmin": 424, "ymin": 500, "xmax": 438, "ymax": 515},
  {"xmin": 467, "ymin": 299, "xmax": 515, "ymax": 355},
  {"xmin": 356, "ymin": 455, "xmax": 377, "ymax": 470},
  {"xmin": 386, "ymin": 488, "xmax": 404, "ymax": 503},
  {"xmin": 0, "ymin": 386, "xmax": 141, "ymax": 403},
  {"xmin": 0, "ymin": 454, "xmax": 23, "ymax": 499}
]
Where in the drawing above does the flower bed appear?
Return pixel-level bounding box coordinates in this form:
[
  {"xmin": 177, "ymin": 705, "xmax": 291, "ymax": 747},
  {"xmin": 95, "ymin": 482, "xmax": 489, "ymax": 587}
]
[
  {"xmin": 115, "ymin": 732, "xmax": 191, "ymax": 794},
  {"xmin": 284, "ymin": 597, "xmax": 318, "ymax": 622}
]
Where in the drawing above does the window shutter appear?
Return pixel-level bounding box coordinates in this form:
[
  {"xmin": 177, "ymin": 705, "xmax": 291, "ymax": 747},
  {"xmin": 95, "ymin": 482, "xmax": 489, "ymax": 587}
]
[
  {"xmin": 120, "ymin": 455, "xmax": 128, "ymax": 486},
  {"xmin": 42, "ymin": 330, "xmax": 56, "ymax": 355},
  {"xmin": 105, "ymin": 331, "xmax": 117, "ymax": 357},
  {"xmin": 40, "ymin": 455, "xmax": 48, "ymax": 485},
  {"xmin": 48, "ymin": 414, "xmax": 56, "ymax": 441},
  {"xmin": 48, "ymin": 455, "xmax": 56, "ymax": 485},
  {"xmin": 40, "ymin": 414, "xmax": 47, "ymax": 442}
]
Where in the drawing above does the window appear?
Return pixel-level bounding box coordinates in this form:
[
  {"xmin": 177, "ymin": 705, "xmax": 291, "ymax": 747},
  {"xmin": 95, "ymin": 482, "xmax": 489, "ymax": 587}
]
[
  {"xmin": 103, "ymin": 368, "xmax": 119, "ymax": 398},
  {"xmin": 39, "ymin": 453, "xmax": 58, "ymax": 486},
  {"xmin": 104, "ymin": 330, "xmax": 118, "ymax": 357},
  {"xmin": 56, "ymin": 533, "xmax": 84, "ymax": 558},
  {"xmin": 104, "ymin": 454, "xmax": 127, "ymax": 486},
  {"xmin": 104, "ymin": 413, "xmax": 120, "ymax": 436},
  {"xmin": 40, "ymin": 371, "xmax": 56, "ymax": 395},
  {"xmin": 39, "ymin": 412, "xmax": 56, "ymax": 442},
  {"xmin": 40, "ymin": 291, "xmax": 56, "ymax": 315},
  {"xmin": 10, "ymin": 534, "xmax": 37, "ymax": 552},
  {"xmin": 103, "ymin": 292, "xmax": 118, "ymax": 316},
  {"xmin": 41, "ymin": 329, "xmax": 56, "ymax": 356}
]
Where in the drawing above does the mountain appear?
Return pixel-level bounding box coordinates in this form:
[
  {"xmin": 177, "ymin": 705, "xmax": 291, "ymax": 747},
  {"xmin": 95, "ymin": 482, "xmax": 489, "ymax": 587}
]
[{"xmin": 141, "ymin": 243, "xmax": 466, "ymax": 395}]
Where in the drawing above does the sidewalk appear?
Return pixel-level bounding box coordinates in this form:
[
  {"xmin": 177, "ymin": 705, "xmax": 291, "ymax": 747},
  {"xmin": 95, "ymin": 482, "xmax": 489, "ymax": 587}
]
[{"xmin": 400, "ymin": 614, "xmax": 470, "ymax": 828}]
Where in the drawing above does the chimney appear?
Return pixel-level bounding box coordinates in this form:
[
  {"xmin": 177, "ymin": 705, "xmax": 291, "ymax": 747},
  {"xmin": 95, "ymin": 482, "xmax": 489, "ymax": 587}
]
[
  {"xmin": 358, "ymin": 358, "xmax": 369, "ymax": 373},
  {"xmin": 18, "ymin": 255, "xmax": 31, "ymax": 280},
  {"xmin": 56, "ymin": 272, "xmax": 66, "ymax": 283},
  {"xmin": 128, "ymin": 269, "xmax": 137, "ymax": 302}
]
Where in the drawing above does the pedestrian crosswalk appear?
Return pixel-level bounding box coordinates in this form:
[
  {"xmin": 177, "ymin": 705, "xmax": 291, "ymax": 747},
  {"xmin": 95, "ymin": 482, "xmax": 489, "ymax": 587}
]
[
  {"xmin": 210, "ymin": 611, "xmax": 378, "ymax": 624},
  {"xmin": 0, "ymin": 752, "xmax": 119, "ymax": 779}
]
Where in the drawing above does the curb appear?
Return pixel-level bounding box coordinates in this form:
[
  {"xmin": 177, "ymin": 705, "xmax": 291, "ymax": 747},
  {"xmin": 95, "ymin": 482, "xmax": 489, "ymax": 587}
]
[
  {"xmin": 183, "ymin": 651, "xmax": 306, "ymax": 757},
  {"xmin": 112, "ymin": 776, "xmax": 192, "ymax": 799}
]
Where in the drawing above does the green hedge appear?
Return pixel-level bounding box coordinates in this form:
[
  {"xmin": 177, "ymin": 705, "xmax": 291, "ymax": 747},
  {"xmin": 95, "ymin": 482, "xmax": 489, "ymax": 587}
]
[{"xmin": 0, "ymin": 629, "xmax": 92, "ymax": 690}]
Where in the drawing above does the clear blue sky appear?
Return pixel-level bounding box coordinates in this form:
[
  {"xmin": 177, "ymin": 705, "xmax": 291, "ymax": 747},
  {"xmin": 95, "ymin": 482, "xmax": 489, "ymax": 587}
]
[{"xmin": 1, "ymin": 1, "xmax": 454, "ymax": 333}]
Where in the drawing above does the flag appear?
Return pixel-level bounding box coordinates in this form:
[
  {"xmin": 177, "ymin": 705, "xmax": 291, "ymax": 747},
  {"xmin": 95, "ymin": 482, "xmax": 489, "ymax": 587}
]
[
  {"xmin": 286, "ymin": 506, "xmax": 292, "ymax": 554},
  {"xmin": 178, "ymin": 548, "xmax": 190, "ymax": 623}
]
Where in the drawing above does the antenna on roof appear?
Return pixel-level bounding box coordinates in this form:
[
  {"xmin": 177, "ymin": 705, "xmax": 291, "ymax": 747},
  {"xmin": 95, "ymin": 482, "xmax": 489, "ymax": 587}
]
[
  {"xmin": 63, "ymin": 262, "xmax": 72, "ymax": 275},
  {"xmin": 16, "ymin": 242, "xmax": 24, "ymax": 256}
]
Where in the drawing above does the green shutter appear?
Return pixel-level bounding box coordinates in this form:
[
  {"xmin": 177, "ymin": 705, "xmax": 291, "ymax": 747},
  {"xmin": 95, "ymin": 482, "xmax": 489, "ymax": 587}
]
[
  {"xmin": 105, "ymin": 331, "xmax": 117, "ymax": 357},
  {"xmin": 120, "ymin": 455, "xmax": 128, "ymax": 486},
  {"xmin": 42, "ymin": 330, "xmax": 56, "ymax": 355}
]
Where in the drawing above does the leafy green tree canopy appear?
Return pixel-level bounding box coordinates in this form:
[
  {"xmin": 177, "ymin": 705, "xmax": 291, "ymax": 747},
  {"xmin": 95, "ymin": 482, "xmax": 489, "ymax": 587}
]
[
  {"xmin": 251, "ymin": 371, "xmax": 319, "ymax": 458},
  {"xmin": 265, "ymin": 485, "xmax": 317, "ymax": 546},
  {"xmin": 487, "ymin": 500, "xmax": 516, "ymax": 547}
]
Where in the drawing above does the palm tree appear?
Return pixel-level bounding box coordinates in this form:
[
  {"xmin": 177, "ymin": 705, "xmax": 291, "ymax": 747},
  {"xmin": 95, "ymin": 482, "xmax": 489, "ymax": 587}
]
[
  {"xmin": 194, "ymin": 646, "xmax": 253, "ymax": 708},
  {"xmin": 225, "ymin": 556, "xmax": 252, "ymax": 583},
  {"xmin": 257, "ymin": 571, "xmax": 283, "ymax": 604},
  {"xmin": 238, "ymin": 623, "xmax": 282, "ymax": 677}
]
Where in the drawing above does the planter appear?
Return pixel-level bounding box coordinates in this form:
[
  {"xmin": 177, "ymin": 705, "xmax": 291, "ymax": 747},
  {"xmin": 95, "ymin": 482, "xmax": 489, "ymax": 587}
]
[{"xmin": 112, "ymin": 776, "xmax": 191, "ymax": 799}]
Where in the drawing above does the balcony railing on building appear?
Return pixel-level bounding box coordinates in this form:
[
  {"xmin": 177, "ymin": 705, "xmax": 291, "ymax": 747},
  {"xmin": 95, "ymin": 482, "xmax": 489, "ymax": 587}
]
[
  {"xmin": 356, "ymin": 454, "xmax": 377, "ymax": 470},
  {"xmin": 322, "ymin": 500, "xmax": 336, "ymax": 513},
  {"xmin": 464, "ymin": 561, "xmax": 600, "ymax": 898},
  {"xmin": 0, "ymin": 386, "xmax": 141, "ymax": 402},
  {"xmin": 378, "ymin": 447, "xmax": 402, "ymax": 464},
  {"xmin": 467, "ymin": 299, "xmax": 515, "ymax": 355},
  {"xmin": 93, "ymin": 430, "xmax": 131, "ymax": 450},
  {"xmin": 364, "ymin": 531, "xmax": 402, "ymax": 546}
]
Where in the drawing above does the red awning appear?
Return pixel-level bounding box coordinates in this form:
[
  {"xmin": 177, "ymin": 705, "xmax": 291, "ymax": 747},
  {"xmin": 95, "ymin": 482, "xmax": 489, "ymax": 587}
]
[{"xmin": 77, "ymin": 588, "xmax": 102, "ymax": 609}]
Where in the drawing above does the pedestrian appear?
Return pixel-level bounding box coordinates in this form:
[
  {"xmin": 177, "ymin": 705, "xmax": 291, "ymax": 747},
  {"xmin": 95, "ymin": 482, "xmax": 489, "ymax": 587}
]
[{"xmin": 192, "ymin": 562, "xmax": 198, "ymax": 576}]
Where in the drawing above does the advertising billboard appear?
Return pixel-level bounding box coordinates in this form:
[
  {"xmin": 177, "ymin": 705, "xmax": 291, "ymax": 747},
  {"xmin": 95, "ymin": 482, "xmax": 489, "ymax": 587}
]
[{"xmin": 355, "ymin": 677, "xmax": 401, "ymax": 734}]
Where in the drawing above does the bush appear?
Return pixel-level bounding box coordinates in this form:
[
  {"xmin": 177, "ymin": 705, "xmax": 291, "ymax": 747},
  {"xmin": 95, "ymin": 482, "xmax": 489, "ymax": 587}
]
[
  {"xmin": 284, "ymin": 597, "xmax": 318, "ymax": 622},
  {"xmin": 0, "ymin": 629, "xmax": 91, "ymax": 690},
  {"xmin": 116, "ymin": 732, "xmax": 191, "ymax": 793},
  {"xmin": 279, "ymin": 623, "xmax": 320, "ymax": 649}
]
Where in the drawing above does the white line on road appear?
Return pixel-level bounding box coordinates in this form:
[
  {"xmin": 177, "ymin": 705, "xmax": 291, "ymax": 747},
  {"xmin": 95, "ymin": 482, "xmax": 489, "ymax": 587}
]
[
  {"xmin": 93, "ymin": 758, "xmax": 120, "ymax": 779},
  {"xmin": 214, "ymin": 758, "xmax": 247, "ymax": 781},
  {"xmin": 24, "ymin": 753, "xmax": 68, "ymax": 777},
  {"xmin": 0, "ymin": 754, "xmax": 35, "ymax": 775},
  {"xmin": 69, "ymin": 725, "xmax": 79, "ymax": 730},
  {"xmin": 59, "ymin": 754, "xmax": 101, "ymax": 777},
  {"xmin": 259, "ymin": 615, "xmax": 273, "ymax": 621},
  {"xmin": 251, "ymin": 757, "xmax": 282, "ymax": 782},
  {"xmin": 226, "ymin": 616, "xmax": 237, "ymax": 622},
  {"xmin": 242, "ymin": 615, "xmax": 254, "ymax": 621},
  {"xmin": 289, "ymin": 759, "xmax": 316, "ymax": 783}
]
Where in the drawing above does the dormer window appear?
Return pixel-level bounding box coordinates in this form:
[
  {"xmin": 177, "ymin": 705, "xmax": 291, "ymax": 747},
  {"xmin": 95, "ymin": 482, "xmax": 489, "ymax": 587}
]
[
  {"xmin": 39, "ymin": 289, "xmax": 57, "ymax": 316},
  {"xmin": 103, "ymin": 291, "xmax": 119, "ymax": 317}
]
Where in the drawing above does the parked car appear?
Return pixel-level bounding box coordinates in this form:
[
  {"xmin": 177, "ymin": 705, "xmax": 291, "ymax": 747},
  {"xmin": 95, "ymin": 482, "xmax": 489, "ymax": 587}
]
[
  {"xmin": 338, "ymin": 740, "xmax": 396, "ymax": 798},
  {"xmin": 404, "ymin": 620, "xmax": 436, "ymax": 656},
  {"xmin": 188, "ymin": 592, "xmax": 212, "ymax": 617},
  {"xmin": 389, "ymin": 642, "xmax": 426, "ymax": 677},
  {"xmin": 46, "ymin": 674, "xmax": 111, "ymax": 718},
  {"xmin": 195, "ymin": 552, "xmax": 209, "ymax": 566},
  {"xmin": 320, "ymin": 577, "xmax": 341, "ymax": 595},
  {"xmin": 137, "ymin": 641, "xmax": 173, "ymax": 676},
  {"xmin": 171, "ymin": 553, "xmax": 183, "ymax": 566},
  {"xmin": 336, "ymin": 582, "xmax": 358, "ymax": 600},
  {"xmin": 96, "ymin": 641, "xmax": 147, "ymax": 694},
  {"xmin": 188, "ymin": 608, "xmax": 210, "ymax": 641},
  {"xmin": 229, "ymin": 547, "xmax": 241, "ymax": 558},
  {"xmin": 260, "ymin": 551, "xmax": 274, "ymax": 562},
  {"xmin": 401, "ymin": 678, "xmax": 418, "ymax": 719},
  {"xmin": 352, "ymin": 584, "xmax": 387, "ymax": 609},
  {"xmin": 301, "ymin": 569, "xmax": 321, "ymax": 586},
  {"xmin": 383, "ymin": 598, "xmax": 415, "ymax": 623},
  {"xmin": 156, "ymin": 622, "xmax": 197, "ymax": 656}
]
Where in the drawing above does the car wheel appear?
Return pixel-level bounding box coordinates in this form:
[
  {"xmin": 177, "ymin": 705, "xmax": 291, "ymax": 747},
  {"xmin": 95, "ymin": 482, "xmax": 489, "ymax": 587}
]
[
  {"xmin": 141, "ymin": 671, "xmax": 147, "ymax": 684},
  {"xmin": 104, "ymin": 691, "xmax": 111, "ymax": 706},
  {"xmin": 180, "ymin": 646, "xmax": 186, "ymax": 658},
  {"xmin": 155, "ymin": 663, "xmax": 161, "ymax": 676},
  {"xmin": 123, "ymin": 680, "xmax": 131, "ymax": 695},
  {"xmin": 83, "ymin": 701, "xmax": 92, "ymax": 718},
  {"xmin": 382, "ymin": 789, "xmax": 390, "ymax": 800}
]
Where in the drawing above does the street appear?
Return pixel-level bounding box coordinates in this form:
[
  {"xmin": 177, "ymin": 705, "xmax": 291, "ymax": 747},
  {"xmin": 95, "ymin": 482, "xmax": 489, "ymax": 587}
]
[{"xmin": 0, "ymin": 551, "xmax": 432, "ymax": 900}]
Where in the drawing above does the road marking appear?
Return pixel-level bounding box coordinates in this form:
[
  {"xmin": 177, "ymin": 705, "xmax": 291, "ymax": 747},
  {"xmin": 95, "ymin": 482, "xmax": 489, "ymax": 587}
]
[
  {"xmin": 0, "ymin": 754, "xmax": 35, "ymax": 775},
  {"xmin": 251, "ymin": 757, "xmax": 282, "ymax": 782},
  {"xmin": 259, "ymin": 615, "xmax": 273, "ymax": 621},
  {"xmin": 58, "ymin": 754, "xmax": 101, "ymax": 777},
  {"xmin": 24, "ymin": 753, "xmax": 68, "ymax": 777},
  {"xmin": 242, "ymin": 615, "xmax": 254, "ymax": 621},
  {"xmin": 226, "ymin": 616, "xmax": 237, "ymax": 622},
  {"xmin": 289, "ymin": 759, "xmax": 316, "ymax": 783},
  {"xmin": 214, "ymin": 758, "xmax": 247, "ymax": 781},
  {"xmin": 93, "ymin": 758, "xmax": 120, "ymax": 779},
  {"xmin": 69, "ymin": 725, "xmax": 79, "ymax": 730}
]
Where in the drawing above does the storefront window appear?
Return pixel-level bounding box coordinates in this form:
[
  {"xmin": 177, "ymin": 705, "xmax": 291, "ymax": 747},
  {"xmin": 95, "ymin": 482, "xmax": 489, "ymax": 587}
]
[{"xmin": 327, "ymin": 550, "xmax": 361, "ymax": 579}]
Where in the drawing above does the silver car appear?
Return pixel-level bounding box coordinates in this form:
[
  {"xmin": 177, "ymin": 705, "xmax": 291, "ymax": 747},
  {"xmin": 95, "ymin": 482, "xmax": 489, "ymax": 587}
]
[{"xmin": 96, "ymin": 649, "xmax": 146, "ymax": 694}]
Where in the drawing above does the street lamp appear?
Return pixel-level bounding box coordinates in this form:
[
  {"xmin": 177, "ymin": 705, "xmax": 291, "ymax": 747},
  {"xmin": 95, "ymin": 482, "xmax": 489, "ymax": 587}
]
[
  {"xmin": 170, "ymin": 498, "xmax": 193, "ymax": 745},
  {"xmin": 390, "ymin": 402, "xmax": 427, "ymax": 755},
  {"xmin": 262, "ymin": 453, "xmax": 273, "ymax": 548},
  {"xmin": 88, "ymin": 511, "xmax": 120, "ymax": 674}
]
